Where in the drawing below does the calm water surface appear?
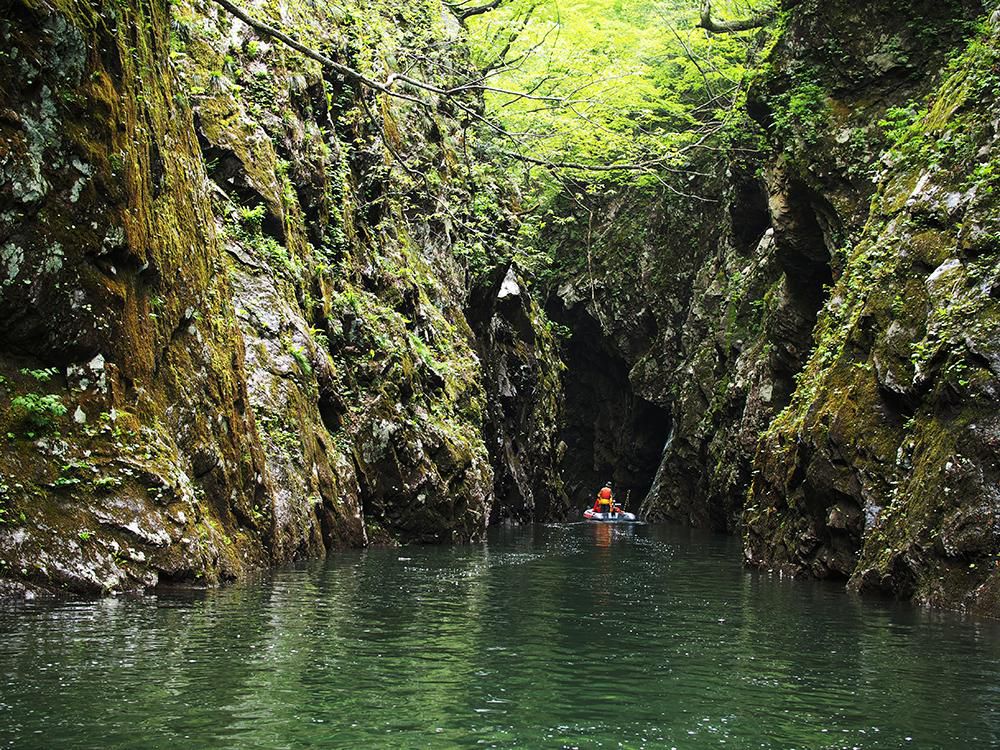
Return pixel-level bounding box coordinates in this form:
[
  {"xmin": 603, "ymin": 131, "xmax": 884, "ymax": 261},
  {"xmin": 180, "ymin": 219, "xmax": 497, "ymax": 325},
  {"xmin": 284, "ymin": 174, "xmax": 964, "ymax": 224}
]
[{"xmin": 1, "ymin": 523, "xmax": 999, "ymax": 749}]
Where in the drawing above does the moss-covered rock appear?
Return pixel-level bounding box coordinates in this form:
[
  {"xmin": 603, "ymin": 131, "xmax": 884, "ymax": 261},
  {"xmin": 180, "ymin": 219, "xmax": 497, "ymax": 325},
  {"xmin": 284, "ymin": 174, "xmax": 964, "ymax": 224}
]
[
  {"xmin": 0, "ymin": 0, "xmax": 565, "ymax": 595},
  {"xmin": 747, "ymin": 12, "xmax": 1000, "ymax": 616}
]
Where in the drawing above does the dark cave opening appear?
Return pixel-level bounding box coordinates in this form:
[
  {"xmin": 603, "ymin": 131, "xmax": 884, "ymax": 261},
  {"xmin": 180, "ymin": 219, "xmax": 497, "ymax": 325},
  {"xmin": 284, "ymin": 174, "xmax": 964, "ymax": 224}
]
[
  {"xmin": 766, "ymin": 180, "xmax": 839, "ymax": 411},
  {"xmin": 553, "ymin": 305, "xmax": 672, "ymax": 512},
  {"xmin": 731, "ymin": 178, "xmax": 771, "ymax": 255}
]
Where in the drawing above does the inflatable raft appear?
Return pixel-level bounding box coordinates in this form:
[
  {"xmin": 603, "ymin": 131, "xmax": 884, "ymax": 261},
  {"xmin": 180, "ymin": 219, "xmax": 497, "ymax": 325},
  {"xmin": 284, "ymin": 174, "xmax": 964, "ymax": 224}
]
[{"xmin": 583, "ymin": 508, "xmax": 638, "ymax": 522}]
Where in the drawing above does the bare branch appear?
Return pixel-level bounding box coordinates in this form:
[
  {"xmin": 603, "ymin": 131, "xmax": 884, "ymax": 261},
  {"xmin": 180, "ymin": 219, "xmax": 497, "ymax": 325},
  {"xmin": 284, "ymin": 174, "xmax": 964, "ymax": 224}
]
[
  {"xmin": 497, "ymin": 150, "xmax": 708, "ymax": 177},
  {"xmin": 211, "ymin": 0, "xmax": 384, "ymax": 93},
  {"xmin": 209, "ymin": 0, "xmax": 538, "ymax": 104},
  {"xmin": 697, "ymin": 0, "xmax": 778, "ymax": 33},
  {"xmin": 206, "ymin": 0, "xmax": 718, "ymax": 182},
  {"xmin": 663, "ymin": 20, "xmax": 715, "ymax": 98},
  {"xmin": 481, "ymin": 4, "xmax": 537, "ymax": 72},
  {"xmin": 447, "ymin": 0, "xmax": 505, "ymax": 21}
]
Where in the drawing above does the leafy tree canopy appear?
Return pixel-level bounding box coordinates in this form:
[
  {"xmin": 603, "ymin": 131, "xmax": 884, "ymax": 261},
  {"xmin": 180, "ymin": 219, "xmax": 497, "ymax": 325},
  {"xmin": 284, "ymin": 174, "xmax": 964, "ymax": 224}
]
[{"xmin": 466, "ymin": 0, "xmax": 776, "ymax": 177}]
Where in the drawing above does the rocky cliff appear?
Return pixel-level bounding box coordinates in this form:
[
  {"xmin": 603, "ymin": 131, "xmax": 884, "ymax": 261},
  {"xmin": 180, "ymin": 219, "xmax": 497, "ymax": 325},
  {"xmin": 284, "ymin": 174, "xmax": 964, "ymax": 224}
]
[
  {"xmin": 541, "ymin": 0, "xmax": 999, "ymax": 615},
  {"xmin": 746, "ymin": 1, "xmax": 1000, "ymax": 614},
  {"xmin": 0, "ymin": 0, "xmax": 564, "ymax": 595}
]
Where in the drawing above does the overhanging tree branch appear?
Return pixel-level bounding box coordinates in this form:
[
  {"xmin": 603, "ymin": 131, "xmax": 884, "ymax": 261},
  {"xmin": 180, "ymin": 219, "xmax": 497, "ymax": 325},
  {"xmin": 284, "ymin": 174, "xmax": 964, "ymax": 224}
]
[
  {"xmin": 205, "ymin": 0, "xmax": 714, "ymax": 177},
  {"xmin": 697, "ymin": 0, "xmax": 778, "ymax": 33},
  {"xmin": 498, "ymin": 150, "xmax": 717, "ymax": 179},
  {"xmin": 208, "ymin": 0, "xmax": 440, "ymax": 106},
  {"xmin": 446, "ymin": 0, "xmax": 505, "ymax": 21},
  {"xmin": 209, "ymin": 0, "xmax": 538, "ymax": 106},
  {"xmin": 481, "ymin": 4, "xmax": 538, "ymax": 72}
]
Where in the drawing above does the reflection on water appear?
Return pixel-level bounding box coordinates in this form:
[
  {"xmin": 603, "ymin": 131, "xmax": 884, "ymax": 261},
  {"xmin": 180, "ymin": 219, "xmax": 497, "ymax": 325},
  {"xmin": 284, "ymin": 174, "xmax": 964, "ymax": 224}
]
[{"xmin": 1, "ymin": 523, "xmax": 999, "ymax": 749}]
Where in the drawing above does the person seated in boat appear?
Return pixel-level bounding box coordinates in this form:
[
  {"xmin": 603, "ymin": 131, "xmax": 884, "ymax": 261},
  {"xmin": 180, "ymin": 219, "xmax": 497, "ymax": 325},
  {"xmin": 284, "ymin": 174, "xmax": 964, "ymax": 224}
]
[{"xmin": 594, "ymin": 483, "xmax": 615, "ymax": 515}]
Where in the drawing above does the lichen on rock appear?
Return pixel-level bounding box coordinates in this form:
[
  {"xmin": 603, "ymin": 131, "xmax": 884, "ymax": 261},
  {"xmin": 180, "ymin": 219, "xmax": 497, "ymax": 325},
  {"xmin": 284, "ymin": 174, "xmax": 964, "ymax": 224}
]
[{"xmin": 0, "ymin": 0, "xmax": 565, "ymax": 596}]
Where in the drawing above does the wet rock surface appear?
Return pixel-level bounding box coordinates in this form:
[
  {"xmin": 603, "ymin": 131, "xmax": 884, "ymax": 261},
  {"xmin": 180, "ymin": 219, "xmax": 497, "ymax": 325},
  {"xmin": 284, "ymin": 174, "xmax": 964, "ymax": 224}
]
[
  {"xmin": 0, "ymin": 0, "xmax": 563, "ymax": 594},
  {"xmin": 540, "ymin": 0, "xmax": 998, "ymax": 616}
]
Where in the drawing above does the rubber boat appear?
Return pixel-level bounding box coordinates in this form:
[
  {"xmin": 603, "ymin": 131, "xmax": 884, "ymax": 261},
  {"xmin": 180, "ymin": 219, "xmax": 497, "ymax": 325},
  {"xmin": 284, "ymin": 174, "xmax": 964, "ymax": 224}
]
[{"xmin": 583, "ymin": 508, "xmax": 637, "ymax": 522}]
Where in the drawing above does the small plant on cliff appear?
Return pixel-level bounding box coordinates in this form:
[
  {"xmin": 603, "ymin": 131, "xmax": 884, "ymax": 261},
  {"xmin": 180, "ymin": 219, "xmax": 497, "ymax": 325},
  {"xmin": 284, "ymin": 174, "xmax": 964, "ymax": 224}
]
[
  {"xmin": 93, "ymin": 475, "xmax": 122, "ymax": 492},
  {"xmin": 0, "ymin": 479, "xmax": 10, "ymax": 524},
  {"xmin": 880, "ymin": 105, "xmax": 924, "ymax": 150},
  {"xmin": 53, "ymin": 459, "xmax": 91, "ymax": 488},
  {"xmin": 20, "ymin": 367, "xmax": 58, "ymax": 383},
  {"xmin": 11, "ymin": 393, "xmax": 67, "ymax": 432},
  {"xmin": 287, "ymin": 343, "xmax": 313, "ymax": 376},
  {"xmin": 238, "ymin": 203, "xmax": 266, "ymax": 227},
  {"xmin": 233, "ymin": 203, "xmax": 297, "ymax": 275},
  {"xmin": 772, "ymin": 77, "xmax": 831, "ymax": 152},
  {"xmin": 309, "ymin": 326, "xmax": 331, "ymax": 353}
]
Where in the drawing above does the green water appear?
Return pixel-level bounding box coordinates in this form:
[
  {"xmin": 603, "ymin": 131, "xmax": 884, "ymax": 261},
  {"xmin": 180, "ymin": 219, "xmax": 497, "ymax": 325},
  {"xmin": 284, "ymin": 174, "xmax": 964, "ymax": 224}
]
[{"xmin": 1, "ymin": 523, "xmax": 999, "ymax": 749}]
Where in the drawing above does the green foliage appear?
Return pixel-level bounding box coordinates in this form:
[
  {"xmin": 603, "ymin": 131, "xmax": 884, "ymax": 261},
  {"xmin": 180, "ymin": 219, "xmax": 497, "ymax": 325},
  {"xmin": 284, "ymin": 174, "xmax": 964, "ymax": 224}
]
[
  {"xmin": 309, "ymin": 326, "xmax": 330, "ymax": 352},
  {"xmin": 880, "ymin": 105, "xmax": 924, "ymax": 150},
  {"xmin": 461, "ymin": 0, "xmax": 778, "ymax": 279},
  {"xmin": 11, "ymin": 393, "xmax": 67, "ymax": 431},
  {"xmin": 875, "ymin": 30, "xmax": 1000, "ymax": 175},
  {"xmin": 93, "ymin": 475, "xmax": 122, "ymax": 491},
  {"xmin": 19, "ymin": 367, "xmax": 59, "ymax": 383},
  {"xmin": 467, "ymin": 0, "xmax": 776, "ymax": 169},
  {"xmin": 771, "ymin": 76, "xmax": 830, "ymax": 151},
  {"xmin": 238, "ymin": 203, "xmax": 264, "ymax": 225},
  {"xmin": 231, "ymin": 203, "xmax": 298, "ymax": 276},
  {"xmin": 258, "ymin": 412, "xmax": 301, "ymax": 458},
  {"xmin": 287, "ymin": 343, "xmax": 313, "ymax": 375}
]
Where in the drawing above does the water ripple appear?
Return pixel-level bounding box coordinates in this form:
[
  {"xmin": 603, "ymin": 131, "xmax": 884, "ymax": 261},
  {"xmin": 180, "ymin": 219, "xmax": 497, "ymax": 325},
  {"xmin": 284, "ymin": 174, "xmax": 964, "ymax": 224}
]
[{"xmin": 1, "ymin": 524, "xmax": 999, "ymax": 749}]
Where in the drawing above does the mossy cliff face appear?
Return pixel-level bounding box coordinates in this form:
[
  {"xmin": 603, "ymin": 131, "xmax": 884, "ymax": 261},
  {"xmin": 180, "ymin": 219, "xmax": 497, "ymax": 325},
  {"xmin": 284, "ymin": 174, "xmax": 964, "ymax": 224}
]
[
  {"xmin": 746, "ymin": 12, "xmax": 1000, "ymax": 615},
  {"xmin": 0, "ymin": 0, "xmax": 562, "ymax": 595},
  {"xmin": 543, "ymin": 0, "xmax": 998, "ymax": 615},
  {"xmin": 173, "ymin": 0, "xmax": 499, "ymax": 547},
  {"xmin": 666, "ymin": 0, "xmax": 999, "ymax": 615},
  {"xmin": 0, "ymin": 0, "xmax": 278, "ymax": 594},
  {"xmin": 638, "ymin": 0, "xmax": 986, "ymax": 536}
]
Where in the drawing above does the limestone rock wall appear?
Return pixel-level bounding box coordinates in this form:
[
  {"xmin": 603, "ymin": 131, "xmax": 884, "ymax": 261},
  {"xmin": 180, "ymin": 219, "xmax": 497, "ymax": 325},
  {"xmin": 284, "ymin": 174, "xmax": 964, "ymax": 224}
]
[
  {"xmin": 0, "ymin": 0, "xmax": 563, "ymax": 595},
  {"xmin": 746, "ymin": 5, "xmax": 1000, "ymax": 615},
  {"xmin": 542, "ymin": 0, "xmax": 998, "ymax": 615}
]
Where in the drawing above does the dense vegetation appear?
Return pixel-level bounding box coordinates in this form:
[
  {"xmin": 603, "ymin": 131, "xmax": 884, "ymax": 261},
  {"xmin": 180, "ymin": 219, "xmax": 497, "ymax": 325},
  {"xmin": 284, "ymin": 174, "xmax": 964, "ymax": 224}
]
[
  {"xmin": 460, "ymin": 0, "xmax": 777, "ymax": 275},
  {"xmin": 467, "ymin": 0, "xmax": 771, "ymax": 163}
]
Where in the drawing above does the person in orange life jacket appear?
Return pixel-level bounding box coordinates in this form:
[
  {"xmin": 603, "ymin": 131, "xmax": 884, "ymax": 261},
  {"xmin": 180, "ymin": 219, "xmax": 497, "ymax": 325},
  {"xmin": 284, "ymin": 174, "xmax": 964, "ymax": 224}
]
[{"xmin": 593, "ymin": 483, "xmax": 617, "ymax": 515}]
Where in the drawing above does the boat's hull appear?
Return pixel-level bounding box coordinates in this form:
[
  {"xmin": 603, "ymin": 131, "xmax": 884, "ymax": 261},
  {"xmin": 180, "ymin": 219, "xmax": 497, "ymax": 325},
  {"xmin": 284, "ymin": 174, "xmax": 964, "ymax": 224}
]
[{"xmin": 583, "ymin": 509, "xmax": 637, "ymax": 522}]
